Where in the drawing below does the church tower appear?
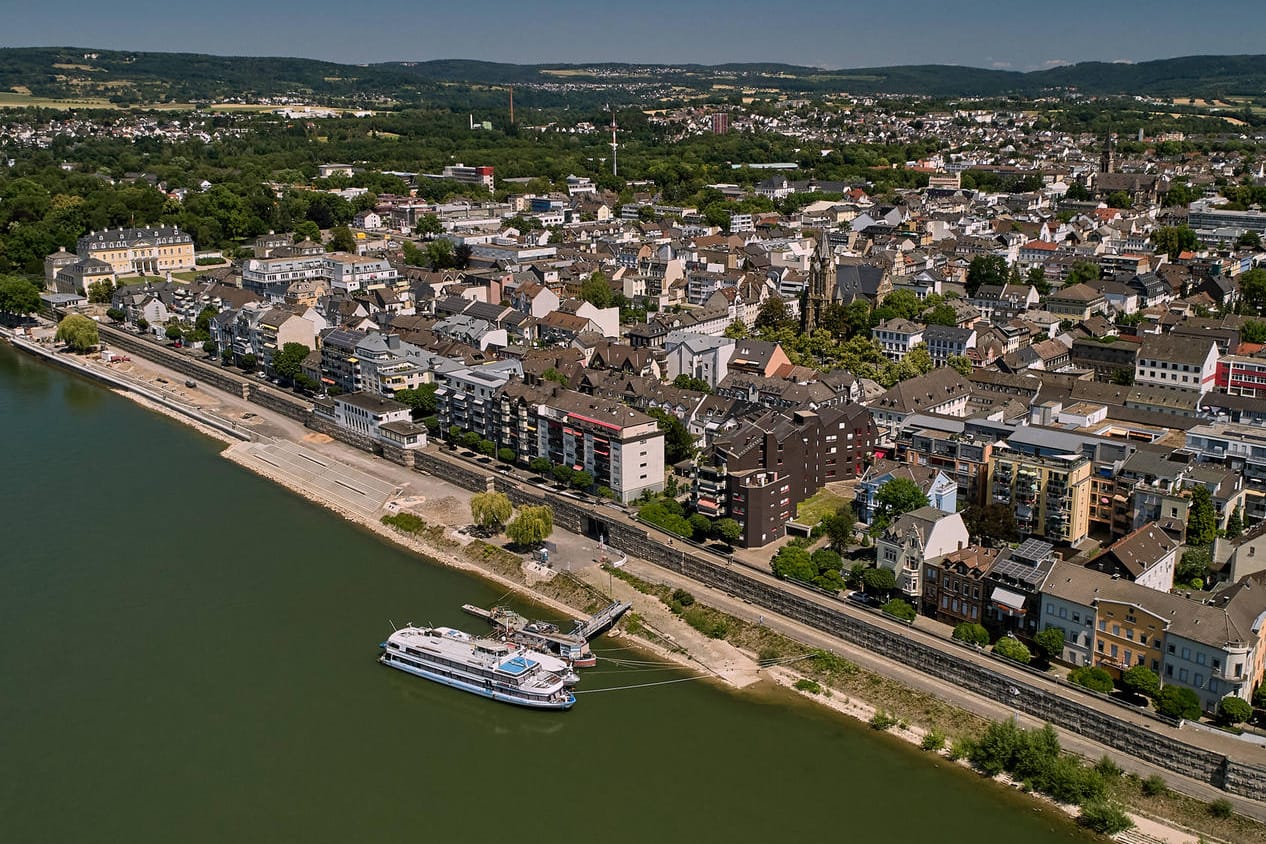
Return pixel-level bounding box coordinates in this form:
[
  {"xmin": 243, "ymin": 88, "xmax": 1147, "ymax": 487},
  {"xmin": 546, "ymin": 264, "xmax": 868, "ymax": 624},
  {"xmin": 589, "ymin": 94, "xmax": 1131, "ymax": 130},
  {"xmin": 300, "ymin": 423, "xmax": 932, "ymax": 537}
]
[
  {"xmin": 1100, "ymin": 133, "xmax": 1116, "ymax": 175},
  {"xmin": 803, "ymin": 231, "xmax": 832, "ymax": 334}
]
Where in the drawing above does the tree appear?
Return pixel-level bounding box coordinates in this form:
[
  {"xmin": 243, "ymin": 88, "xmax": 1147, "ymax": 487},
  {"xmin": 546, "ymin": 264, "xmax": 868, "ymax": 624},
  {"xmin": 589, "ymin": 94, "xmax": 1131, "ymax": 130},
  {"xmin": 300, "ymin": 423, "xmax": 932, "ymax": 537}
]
[
  {"xmin": 0, "ymin": 276, "xmax": 41, "ymax": 316},
  {"xmin": 962, "ymin": 502, "xmax": 1019, "ymax": 545},
  {"xmin": 577, "ymin": 272, "xmax": 613, "ymax": 308},
  {"xmin": 820, "ymin": 505, "xmax": 856, "ymax": 551},
  {"xmin": 1241, "ymin": 268, "xmax": 1266, "ymax": 315},
  {"xmin": 478, "ymin": 439, "xmax": 496, "ymax": 457},
  {"xmin": 1034, "ymin": 627, "xmax": 1067, "ymax": 662},
  {"xmin": 393, "ymin": 383, "xmax": 438, "ymax": 417},
  {"xmin": 470, "ymin": 491, "xmax": 513, "ymax": 532},
  {"xmin": 105, "ymin": 307, "xmax": 126, "ymax": 323},
  {"xmin": 202, "ymin": 340, "xmax": 217, "ymax": 357},
  {"xmin": 713, "ymin": 517, "xmax": 742, "ymax": 547},
  {"xmin": 1119, "ymin": 665, "xmax": 1160, "ymax": 701},
  {"xmin": 497, "ymin": 447, "xmax": 516, "ymax": 464},
  {"xmin": 570, "ymin": 469, "xmax": 593, "ymax": 491},
  {"xmin": 771, "ymin": 545, "xmax": 817, "ymax": 582},
  {"xmin": 1110, "ymin": 368, "xmax": 1134, "ymax": 386},
  {"xmin": 992, "ymin": 636, "xmax": 1032, "ymax": 664},
  {"xmin": 165, "ymin": 323, "xmax": 183, "ymax": 342},
  {"xmin": 966, "ymin": 254, "xmax": 1008, "ymax": 296},
  {"xmin": 415, "ymin": 213, "xmax": 442, "ymax": 237},
  {"xmin": 425, "ymin": 238, "xmax": 455, "ymax": 269},
  {"xmin": 1026, "ymin": 265, "xmax": 1051, "ymax": 296},
  {"xmin": 754, "ymin": 297, "xmax": 796, "ymax": 334},
  {"xmin": 460, "ymin": 431, "xmax": 482, "ymax": 450},
  {"xmin": 687, "ymin": 513, "xmax": 712, "ymax": 541},
  {"xmin": 1227, "ymin": 505, "xmax": 1244, "ymax": 539},
  {"xmin": 529, "ymin": 457, "xmax": 551, "ymax": 476},
  {"xmin": 1152, "ymin": 225, "xmax": 1199, "ymax": 261},
  {"xmin": 1217, "ymin": 695, "xmax": 1252, "ymax": 727},
  {"xmin": 873, "ymin": 477, "xmax": 929, "ymax": 529},
  {"xmin": 86, "ymin": 279, "xmax": 116, "ymax": 304},
  {"xmin": 293, "ymin": 220, "xmax": 321, "ymax": 243},
  {"xmin": 924, "ymin": 303, "xmax": 960, "ymax": 326},
  {"xmin": 941, "ymin": 353, "xmax": 971, "ymax": 376},
  {"xmin": 239, "ymin": 352, "xmax": 257, "ymax": 370},
  {"xmin": 1239, "ymin": 230, "xmax": 1262, "ymax": 250},
  {"xmin": 551, "ymin": 463, "xmax": 574, "ymax": 486},
  {"xmin": 541, "ymin": 367, "xmax": 568, "ymax": 386},
  {"xmin": 1186, "ymin": 485, "xmax": 1218, "ymax": 547},
  {"xmin": 1155, "ymin": 685, "xmax": 1202, "ymax": 720},
  {"xmin": 1069, "ymin": 666, "xmax": 1115, "ymax": 693},
  {"xmin": 1106, "ymin": 191, "xmax": 1133, "ymax": 210},
  {"xmin": 505, "ymin": 505, "xmax": 553, "ymax": 547},
  {"xmin": 54, "ymin": 314, "xmax": 98, "ymax": 352},
  {"xmin": 722, "ymin": 320, "xmax": 748, "ymax": 339},
  {"xmin": 1065, "ymin": 262, "xmax": 1100, "ymax": 286},
  {"xmin": 952, "ymin": 622, "xmax": 990, "ymax": 647},
  {"xmin": 648, "ymin": 408, "xmax": 694, "ymax": 464},
  {"xmin": 270, "ymin": 344, "xmax": 310, "ymax": 382},
  {"xmin": 1078, "ymin": 801, "xmax": 1134, "ymax": 836},
  {"xmin": 881, "ymin": 599, "xmax": 916, "ymax": 621},
  {"xmin": 862, "ymin": 566, "xmax": 896, "ymax": 596},
  {"xmin": 672, "ymin": 374, "xmax": 711, "ymax": 393},
  {"xmin": 326, "ymin": 225, "xmax": 356, "ymax": 253}
]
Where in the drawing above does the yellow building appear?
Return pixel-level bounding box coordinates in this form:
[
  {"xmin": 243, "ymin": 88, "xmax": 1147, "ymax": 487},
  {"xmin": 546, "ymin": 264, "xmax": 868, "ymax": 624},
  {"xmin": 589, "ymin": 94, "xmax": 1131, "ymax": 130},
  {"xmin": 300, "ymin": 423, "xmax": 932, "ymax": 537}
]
[
  {"xmin": 77, "ymin": 227, "xmax": 195, "ymax": 276},
  {"xmin": 1094, "ymin": 599, "xmax": 1166, "ymax": 676},
  {"xmin": 989, "ymin": 447, "xmax": 1092, "ymax": 545}
]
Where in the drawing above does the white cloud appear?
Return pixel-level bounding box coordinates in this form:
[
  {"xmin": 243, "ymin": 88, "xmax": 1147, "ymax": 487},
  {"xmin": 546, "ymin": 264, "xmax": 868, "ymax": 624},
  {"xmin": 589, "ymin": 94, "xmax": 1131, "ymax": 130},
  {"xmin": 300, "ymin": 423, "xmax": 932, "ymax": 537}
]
[
  {"xmin": 1042, "ymin": 59, "xmax": 1072, "ymax": 67},
  {"xmin": 990, "ymin": 61, "xmax": 1012, "ymax": 69}
]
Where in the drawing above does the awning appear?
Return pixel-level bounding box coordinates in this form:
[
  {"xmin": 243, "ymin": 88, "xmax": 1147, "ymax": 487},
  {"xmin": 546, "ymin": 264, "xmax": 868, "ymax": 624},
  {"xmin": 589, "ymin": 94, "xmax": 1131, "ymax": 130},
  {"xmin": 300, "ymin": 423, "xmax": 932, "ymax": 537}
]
[{"xmin": 991, "ymin": 586, "xmax": 1028, "ymax": 614}]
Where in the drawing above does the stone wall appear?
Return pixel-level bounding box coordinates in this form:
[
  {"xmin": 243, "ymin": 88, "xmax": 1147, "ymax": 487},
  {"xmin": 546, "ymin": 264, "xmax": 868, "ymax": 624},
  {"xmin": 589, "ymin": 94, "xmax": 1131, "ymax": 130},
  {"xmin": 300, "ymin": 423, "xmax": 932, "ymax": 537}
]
[
  {"xmin": 97, "ymin": 324, "xmax": 311, "ymax": 422},
  {"xmin": 306, "ymin": 415, "xmax": 379, "ymax": 454}
]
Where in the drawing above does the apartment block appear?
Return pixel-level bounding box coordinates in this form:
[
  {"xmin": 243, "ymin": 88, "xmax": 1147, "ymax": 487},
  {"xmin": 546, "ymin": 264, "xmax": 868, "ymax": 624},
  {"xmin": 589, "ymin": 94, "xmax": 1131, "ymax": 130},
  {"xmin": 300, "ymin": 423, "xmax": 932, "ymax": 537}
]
[{"xmin": 989, "ymin": 446, "xmax": 1092, "ymax": 545}]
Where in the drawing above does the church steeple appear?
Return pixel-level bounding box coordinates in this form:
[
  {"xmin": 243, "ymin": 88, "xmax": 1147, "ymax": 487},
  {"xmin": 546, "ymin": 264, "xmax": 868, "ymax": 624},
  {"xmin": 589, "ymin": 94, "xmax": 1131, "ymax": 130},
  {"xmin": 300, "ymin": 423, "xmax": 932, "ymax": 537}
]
[
  {"xmin": 803, "ymin": 230, "xmax": 832, "ymax": 334},
  {"xmin": 1100, "ymin": 132, "xmax": 1116, "ymax": 174}
]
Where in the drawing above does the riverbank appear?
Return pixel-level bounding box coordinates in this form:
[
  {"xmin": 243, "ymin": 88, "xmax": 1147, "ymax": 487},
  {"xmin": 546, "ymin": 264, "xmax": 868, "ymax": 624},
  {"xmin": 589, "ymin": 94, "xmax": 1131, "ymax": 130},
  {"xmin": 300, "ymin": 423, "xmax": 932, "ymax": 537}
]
[{"xmin": 7, "ymin": 332, "xmax": 1263, "ymax": 842}]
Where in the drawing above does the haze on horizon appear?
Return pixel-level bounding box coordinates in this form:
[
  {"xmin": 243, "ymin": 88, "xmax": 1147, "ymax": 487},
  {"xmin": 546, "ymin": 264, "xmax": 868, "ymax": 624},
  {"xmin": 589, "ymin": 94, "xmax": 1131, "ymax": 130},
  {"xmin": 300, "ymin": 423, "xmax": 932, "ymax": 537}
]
[{"xmin": 0, "ymin": 0, "xmax": 1261, "ymax": 73}]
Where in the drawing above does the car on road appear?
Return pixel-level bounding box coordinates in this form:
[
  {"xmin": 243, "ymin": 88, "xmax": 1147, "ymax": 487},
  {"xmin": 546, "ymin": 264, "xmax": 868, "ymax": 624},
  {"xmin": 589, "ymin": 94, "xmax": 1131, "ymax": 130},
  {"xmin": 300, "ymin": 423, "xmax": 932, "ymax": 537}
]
[{"xmin": 847, "ymin": 591, "xmax": 881, "ymax": 608}]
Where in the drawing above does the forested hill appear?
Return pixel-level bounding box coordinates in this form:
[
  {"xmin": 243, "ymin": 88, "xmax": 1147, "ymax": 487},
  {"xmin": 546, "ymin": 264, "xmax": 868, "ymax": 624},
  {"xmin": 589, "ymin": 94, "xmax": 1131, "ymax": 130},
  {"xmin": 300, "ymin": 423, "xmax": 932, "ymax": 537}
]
[{"xmin": 3, "ymin": 47, "xmax": 1266, "ymax": 105}]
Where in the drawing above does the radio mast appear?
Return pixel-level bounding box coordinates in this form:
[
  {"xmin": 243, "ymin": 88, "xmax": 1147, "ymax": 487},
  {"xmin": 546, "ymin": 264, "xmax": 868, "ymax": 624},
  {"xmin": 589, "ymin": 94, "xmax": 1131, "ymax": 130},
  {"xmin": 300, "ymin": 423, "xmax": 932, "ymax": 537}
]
[{"xmin": 608, "ymin": 104, "xmax": 618, "ymax": 177}]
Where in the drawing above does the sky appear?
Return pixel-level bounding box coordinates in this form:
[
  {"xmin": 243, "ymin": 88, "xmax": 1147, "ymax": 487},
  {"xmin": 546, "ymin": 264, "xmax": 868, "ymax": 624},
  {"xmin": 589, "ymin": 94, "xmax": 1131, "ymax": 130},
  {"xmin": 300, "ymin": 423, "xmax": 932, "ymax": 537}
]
[{"xmin": 0, "ymin": 0, "xmax": 1262, "ymax": 71}]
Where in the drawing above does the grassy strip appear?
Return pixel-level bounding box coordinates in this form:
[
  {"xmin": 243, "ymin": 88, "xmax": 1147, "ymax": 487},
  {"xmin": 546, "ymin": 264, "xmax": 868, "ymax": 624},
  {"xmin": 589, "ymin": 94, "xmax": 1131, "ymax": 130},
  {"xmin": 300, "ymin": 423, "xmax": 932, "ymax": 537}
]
[
  {"xmin": 608, "ymin": 565, "xmax": 986, "ymax": 740},
  {"xmin": 381, "ymin": 513, "xmax": 457, "ymax": 548},
  {"xmin": 1107, "ymin": 774, "xmax": 1266, "ymax": 843}
]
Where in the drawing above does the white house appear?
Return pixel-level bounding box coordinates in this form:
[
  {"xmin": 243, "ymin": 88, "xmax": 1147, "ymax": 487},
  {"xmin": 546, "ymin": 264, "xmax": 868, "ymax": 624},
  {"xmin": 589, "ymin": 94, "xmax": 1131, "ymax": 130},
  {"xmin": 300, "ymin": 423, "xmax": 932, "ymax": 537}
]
[
  {"xmin": 665, "ymin": 333, "xmax": 736, "ymax": 389},
  {"xmin": 876, "ymin": 507, "xmax": 970, "ymax": 603},
  {"xmin": 1134, "ymin": 335, "xmax": 1219, "ymax": 394}
]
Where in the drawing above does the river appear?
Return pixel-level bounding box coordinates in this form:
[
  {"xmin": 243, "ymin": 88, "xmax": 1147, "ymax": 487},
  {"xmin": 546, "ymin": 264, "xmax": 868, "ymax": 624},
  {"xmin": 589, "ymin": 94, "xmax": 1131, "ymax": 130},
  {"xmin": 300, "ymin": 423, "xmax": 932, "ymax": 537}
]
[{"xmin": 0, "ymin": 343, "xmax": 1086, "ymax": 842}]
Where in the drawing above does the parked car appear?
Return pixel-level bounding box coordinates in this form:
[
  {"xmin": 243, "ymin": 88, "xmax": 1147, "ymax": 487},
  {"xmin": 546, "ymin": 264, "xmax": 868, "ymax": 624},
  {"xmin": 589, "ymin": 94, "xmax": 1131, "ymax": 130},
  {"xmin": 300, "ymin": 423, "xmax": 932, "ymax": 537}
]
[{"xmin": 848, "ymin": 591, "xmax": 881, "ymax": 609}]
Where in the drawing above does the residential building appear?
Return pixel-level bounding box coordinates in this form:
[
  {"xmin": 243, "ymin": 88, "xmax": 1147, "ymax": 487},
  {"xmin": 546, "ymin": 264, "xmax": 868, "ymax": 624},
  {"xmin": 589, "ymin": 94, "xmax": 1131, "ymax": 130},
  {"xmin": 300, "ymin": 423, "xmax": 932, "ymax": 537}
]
[
  {"xmin": 872, "ymin": 318, "xmax": 925, "ymax": 361},
  {"xmin": 323, "ymin": 253, "xmax": 399, "ymax": 294},
  {"xmin": 985, "ymin": 539, "xmax": 1056, "ymax": 637},
  {"xmin": 1084, "ymin": 522, "xmax": 1178, "ymax": 592},
  {"xmin": 988, "ymin": 445, "xmax": 1092, "ymax": 545},
  {"xmin": 1133, "ymin": 335, "xmax": 1219, "ymax": 395},
  {"xmin": 1046, "ymin": 283, "xmax": 1107, "ymax": 321},
  {"xmin": 922, "ymin": 325, "xmax": 976, "ymax": 365},
  {"xmin": 313, "ymin": 392, "xmax": 427, "ymax": 449},
  {"xmin": 855, "ymin": 461, "xmax": 957, "ymax": 526},
  {"xmin": 665, "ymin": 333, "xmax": 736, "ymax": 389},
  {"xmin": 876, "ymin": 507, "xmax": 970, "ymax": 603},
  {"xmin": 923, "ymin": 545, "xmax": 1003, "ymax": 627},
  {"xmin": 868, "ymin": 367, "xmax": 972, "ymax": 432}
]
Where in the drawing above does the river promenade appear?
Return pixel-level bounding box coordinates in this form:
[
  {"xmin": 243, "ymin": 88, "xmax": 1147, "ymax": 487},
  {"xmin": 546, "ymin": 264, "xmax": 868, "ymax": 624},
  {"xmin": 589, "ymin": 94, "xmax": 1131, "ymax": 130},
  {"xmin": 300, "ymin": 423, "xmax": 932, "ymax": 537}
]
[{"xmin": 7, "ymin": 323, "xmax": 1266, "ymax": 838}]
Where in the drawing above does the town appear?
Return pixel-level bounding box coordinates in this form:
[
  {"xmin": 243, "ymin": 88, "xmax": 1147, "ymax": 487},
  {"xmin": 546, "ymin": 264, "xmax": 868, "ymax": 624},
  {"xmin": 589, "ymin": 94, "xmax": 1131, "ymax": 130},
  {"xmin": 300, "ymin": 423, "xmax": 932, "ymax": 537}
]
[{"xmin": 6, "ymin": 70, "xmax": 1266, "ymax": 831}]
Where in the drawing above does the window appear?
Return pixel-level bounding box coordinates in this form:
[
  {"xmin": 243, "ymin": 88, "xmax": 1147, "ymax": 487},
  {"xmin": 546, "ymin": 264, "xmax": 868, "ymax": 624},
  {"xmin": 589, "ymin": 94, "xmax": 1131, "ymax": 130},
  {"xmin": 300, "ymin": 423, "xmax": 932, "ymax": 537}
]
[
  {"xmin": 1181, "ymin": 647, "xmax": 1191, "ymax": 660},
  {"xmin": 1196, "ymin": 652, "xmax": 1206, "ymax": 666},
  {"xmin": 1179, "ymin": 668, "xmax": 1188, "ymax": 682},
  {"xmin": 1166, "ymin": 664, "xmax": 1173, "ymax": 677}
]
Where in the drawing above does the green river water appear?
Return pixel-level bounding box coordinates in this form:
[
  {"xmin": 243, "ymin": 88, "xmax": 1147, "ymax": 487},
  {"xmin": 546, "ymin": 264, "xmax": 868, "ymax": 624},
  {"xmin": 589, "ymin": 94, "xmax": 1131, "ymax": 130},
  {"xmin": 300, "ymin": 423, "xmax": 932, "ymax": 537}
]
[{"xmin": 0, "ymin": 343, "xmax": 1087, "ymax": 842}]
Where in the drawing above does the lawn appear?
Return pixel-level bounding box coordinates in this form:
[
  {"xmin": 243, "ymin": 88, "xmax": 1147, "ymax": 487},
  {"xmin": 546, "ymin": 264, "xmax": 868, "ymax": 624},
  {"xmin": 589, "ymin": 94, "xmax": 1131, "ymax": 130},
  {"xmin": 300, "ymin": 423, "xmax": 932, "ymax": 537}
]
[{"xmin": 796, "ymin": 488, "xmax": 849, "ymax": 526}]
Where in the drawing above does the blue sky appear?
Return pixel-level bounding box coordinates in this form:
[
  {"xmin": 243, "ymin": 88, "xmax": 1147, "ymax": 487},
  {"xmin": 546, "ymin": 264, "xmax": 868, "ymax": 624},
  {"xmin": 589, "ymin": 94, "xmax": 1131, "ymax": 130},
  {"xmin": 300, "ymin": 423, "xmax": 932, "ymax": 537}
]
[{"xmin": 0, "ymin": 0, "xmax": 1260, "ymax": 70}]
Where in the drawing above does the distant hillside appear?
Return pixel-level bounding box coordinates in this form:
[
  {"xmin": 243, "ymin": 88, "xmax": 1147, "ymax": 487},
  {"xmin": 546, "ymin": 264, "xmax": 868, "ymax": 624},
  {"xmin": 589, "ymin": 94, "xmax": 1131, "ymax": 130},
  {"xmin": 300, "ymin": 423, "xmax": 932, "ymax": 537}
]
[{"xmin": 1, "ymin": 47, "xmax": 1265, "ymax": 107}]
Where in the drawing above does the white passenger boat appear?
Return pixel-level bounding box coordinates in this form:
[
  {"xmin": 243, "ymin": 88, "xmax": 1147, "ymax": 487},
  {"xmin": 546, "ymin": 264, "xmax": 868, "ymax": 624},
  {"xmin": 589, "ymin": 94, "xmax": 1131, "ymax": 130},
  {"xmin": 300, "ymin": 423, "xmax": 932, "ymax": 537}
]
[{"xmin": 379, "ymin": 625, "xmax": 576, "ymax": 710}]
